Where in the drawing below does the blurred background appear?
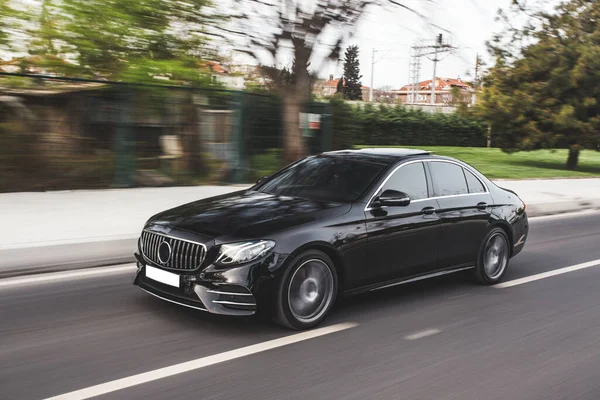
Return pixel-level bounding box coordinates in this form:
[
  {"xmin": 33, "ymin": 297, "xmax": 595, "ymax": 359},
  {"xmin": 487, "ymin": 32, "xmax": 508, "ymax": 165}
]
[
  {"xmin": 2, "ymin": 2, "xmax": 600, "ymax": 400},
  {"xmin": 1, "ymin": 0, "xmax": 598, "ymax": 194}
]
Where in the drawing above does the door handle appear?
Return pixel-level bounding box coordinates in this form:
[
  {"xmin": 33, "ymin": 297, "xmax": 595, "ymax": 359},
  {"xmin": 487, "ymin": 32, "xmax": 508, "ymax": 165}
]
[
  {"xmin": 421, "ymin": 206, "xmax": 436, "ymax": 215},
  {"xmin": 476, "ymin": 202, "xmax": 488, "ymax": 210}
]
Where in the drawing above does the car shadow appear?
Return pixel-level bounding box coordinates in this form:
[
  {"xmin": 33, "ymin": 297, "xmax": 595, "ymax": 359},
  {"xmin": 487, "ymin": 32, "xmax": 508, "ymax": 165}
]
[
  {"xmin": 132, "ymin": 293, "xmax": 286, "ymax": 336},
  {"xmin": 336, "ymin": 272, "xmax": 476, "ymax": 316},
  {"xmin": 133, "ymin": 271, "xmax": 482, "ymax": 336}
]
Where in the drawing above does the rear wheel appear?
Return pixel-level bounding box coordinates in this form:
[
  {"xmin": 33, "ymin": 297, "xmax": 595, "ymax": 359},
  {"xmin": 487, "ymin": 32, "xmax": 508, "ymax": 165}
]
[
  {"xmin": 274, "ymin": 250, "xmax": 338, "ymax": 330},
  {"xmin": 474, "ymin": 227, "xmax": 510, "ymax": 284}
]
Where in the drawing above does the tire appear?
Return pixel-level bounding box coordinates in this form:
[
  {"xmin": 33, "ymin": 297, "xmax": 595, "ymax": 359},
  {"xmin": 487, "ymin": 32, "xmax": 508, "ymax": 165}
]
[
  {"xmin": 274, "ymin": 250, "xmax": 338, "ymax": 330},
  {"xmin": 473, "ymin": 227, "xmax": 511, "ymax": 285}
]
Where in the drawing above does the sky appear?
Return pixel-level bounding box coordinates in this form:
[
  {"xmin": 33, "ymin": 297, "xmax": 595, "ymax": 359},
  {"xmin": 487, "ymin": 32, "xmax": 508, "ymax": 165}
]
[
  {"xmin": 226, "ymin": 0, "xmax": 521, "ymax": 90},
  {"xmin": 7, "ymin": 0, "xmax": 555, "ymax": 91},
  {"xmin": 340, "ymin": 0, "xmax": 514, "ymax": 90}
]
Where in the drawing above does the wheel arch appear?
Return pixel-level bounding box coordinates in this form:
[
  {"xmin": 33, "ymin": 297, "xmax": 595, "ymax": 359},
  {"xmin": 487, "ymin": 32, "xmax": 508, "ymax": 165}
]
[
  {"xmin": 489, "ymin": 220, "xmax": 514, "ymax": 256},
  {"xmin": 284, "ymin": 241, "xmax": 347, "ymax": 291}
]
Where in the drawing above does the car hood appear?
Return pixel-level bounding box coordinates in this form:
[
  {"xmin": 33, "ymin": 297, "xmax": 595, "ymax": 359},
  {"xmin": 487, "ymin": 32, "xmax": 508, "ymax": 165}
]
[{"xmin": 145, "ymin": 189, "xmax": 351, "ymax": 239}]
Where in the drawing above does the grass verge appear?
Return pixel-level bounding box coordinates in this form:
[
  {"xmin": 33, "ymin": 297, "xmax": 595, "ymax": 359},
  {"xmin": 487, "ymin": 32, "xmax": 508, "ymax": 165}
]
[{"xmin": 355, "ymin": 146, "xmax": 600, "ymax": 179}]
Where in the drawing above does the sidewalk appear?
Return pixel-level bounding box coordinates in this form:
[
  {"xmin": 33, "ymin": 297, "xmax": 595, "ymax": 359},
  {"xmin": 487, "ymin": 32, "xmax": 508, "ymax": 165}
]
[
  {"xmin": 1, "ymin": 179, "xmax": 599, "ymax": 276},
  {"xmin": 493, "ymin": 178, "xmax": 600, "ymax": 215},
  {"xmin": 0, "ymin": 186, "xmax": 246, "ymax": 276}
]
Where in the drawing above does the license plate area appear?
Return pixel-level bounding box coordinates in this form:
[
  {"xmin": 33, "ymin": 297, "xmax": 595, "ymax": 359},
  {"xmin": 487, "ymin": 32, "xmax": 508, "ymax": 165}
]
[{"xmin": 146, "ymin": 265, "xmax": 180, "ymax": 288}]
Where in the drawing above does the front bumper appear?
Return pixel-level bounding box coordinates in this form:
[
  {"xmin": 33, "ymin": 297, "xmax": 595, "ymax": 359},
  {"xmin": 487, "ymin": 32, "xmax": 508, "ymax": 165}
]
[{"xmin": 134, "ymin": 261, "xmax": 257, "ymax": 317}]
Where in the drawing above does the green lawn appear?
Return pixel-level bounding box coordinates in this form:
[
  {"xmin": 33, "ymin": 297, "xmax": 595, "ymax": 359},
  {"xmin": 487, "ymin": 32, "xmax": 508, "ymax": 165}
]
[{"xmin": 355, "ymin": 146, "xmax": 600, "ymax": 179}]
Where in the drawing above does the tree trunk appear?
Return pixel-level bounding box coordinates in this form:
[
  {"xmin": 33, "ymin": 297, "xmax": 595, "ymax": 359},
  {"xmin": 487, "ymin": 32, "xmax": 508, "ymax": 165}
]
[
  {"xmin": 180, "ymin": 93, "xmax": 205, "ymax": 176},
  {"xmin": 565, "ymin": 145, "xmax": 580, "ymax": 170},
  {"xmin": 282, "ymin": 94, "xmax": 306, "ymax": 165}
]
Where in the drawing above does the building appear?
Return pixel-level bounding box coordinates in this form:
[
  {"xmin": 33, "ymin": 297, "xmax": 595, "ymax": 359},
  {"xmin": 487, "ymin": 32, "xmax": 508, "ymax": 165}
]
[
  {"xmin": 371, "ymin": 88, "xmax": 399, "ymax": 104},
  {"xmin": 228, "ymin": 64, "xmax": 270, "ymax": 89},
  {"xmin": 0, "ymin": 55, "xmax": 76, "ymax": 76},
  {"xmin": 200, "ymin": 62, "xmax": 274, "ymax": 91},
  {"xmin": 313, "ymin": 75, "xmax": 370, "ymax": 100},
  {"xmin": 202, "ymin": 61, "xmax": 246, "ymax": 90},
  {"xmin": 393, "ymin": 77, "xmax": 474, "ymax": 105}
]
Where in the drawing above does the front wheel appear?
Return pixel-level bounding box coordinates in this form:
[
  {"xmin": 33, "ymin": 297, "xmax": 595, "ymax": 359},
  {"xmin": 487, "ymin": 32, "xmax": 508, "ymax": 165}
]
[
  {"xmin": 274, "ymin": 250, "xmax": 338, "ymax": 330},
  {"xmin": 474, "ymin": 227, "xmax": 511, "ymax": 285}
]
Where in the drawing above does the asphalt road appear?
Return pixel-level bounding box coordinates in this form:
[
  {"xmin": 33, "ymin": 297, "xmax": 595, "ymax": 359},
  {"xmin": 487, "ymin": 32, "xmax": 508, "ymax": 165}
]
[{"xmin": 2, "ymin": 211, "xmax": 600, "ymax": 400}]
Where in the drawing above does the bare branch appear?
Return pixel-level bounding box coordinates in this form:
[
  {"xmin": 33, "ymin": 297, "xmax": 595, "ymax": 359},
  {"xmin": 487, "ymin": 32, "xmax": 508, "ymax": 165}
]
[
  {"xmin": 216, "ymin": 0, "xmax": 439, "ymax": 93},
  {"xmin": 387, "ymin": 0, "xmax": 451, "ymax": 33}
]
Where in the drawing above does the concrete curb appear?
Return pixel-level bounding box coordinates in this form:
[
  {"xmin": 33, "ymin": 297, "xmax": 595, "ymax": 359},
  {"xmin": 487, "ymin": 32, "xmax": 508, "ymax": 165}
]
[
  {"xmin": 1, "ymin": 199, "xmax": 599, "ymax": 278},
  {"xmin": 0, "ymin": 237, "xmax": 137, "ymax": 278},
  {"xmin": 525, "ymin": 199, "xmax": 600, "ymax": 217}
]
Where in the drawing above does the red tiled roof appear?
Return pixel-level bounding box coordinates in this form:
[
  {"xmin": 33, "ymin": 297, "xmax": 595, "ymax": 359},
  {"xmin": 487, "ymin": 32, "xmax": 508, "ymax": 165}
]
[
  {"xmin": 398, "ymin": 78, "xmax": 471, "ymax": 91},
  {"xmin": 323, "ymin": 79, "xmax": 339, "ymax": 87},
  {"xmin": 321, "ymin": 79, "xmax": 369, "ymax": 90},
  {"xmin": 198, "ymin": 61, "xmax": 228, "ymax": 74}
]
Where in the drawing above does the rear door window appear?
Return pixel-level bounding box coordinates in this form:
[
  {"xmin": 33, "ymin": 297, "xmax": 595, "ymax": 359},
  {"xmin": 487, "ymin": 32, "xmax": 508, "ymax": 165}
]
[{"xmin": 429, "ymin": 162, "xmax": 468, "ymax": 197}]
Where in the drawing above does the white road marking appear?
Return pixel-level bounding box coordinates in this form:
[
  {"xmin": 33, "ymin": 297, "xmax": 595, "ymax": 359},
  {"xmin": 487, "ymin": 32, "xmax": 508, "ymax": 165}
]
[
  {"xmin": 0, "ymin": 264, "xmax": 135, "ymax": 289},
  {"xmin": 404, "ymin": 328, "xmax": 441, "ymax": 341},
  {"xmin": 496, "ymin": 259, "xmax": 600, "ymax": 289},
  {"xmin": 44, "ymin": 322, "xmax": 358, "ymax": 400}
]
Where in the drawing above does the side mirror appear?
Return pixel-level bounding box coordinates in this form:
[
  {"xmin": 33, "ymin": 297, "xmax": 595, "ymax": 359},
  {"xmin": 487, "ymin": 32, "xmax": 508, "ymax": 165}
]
[
  {"xmin": 375, "ymin": 189, "xmax": 411, "ymax": 207},
  {"xmin": 256, "ymin": 176, "xmax": 268, "ymax": 184}
]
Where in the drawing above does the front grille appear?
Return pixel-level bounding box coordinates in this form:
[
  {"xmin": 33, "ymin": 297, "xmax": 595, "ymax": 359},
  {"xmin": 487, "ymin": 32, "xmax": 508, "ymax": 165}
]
[{"xmin": 140, "ymin": 230, "xmax": 206, "ymax": 271}]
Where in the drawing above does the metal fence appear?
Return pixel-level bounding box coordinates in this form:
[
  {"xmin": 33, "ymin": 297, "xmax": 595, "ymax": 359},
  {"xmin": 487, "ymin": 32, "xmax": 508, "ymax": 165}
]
[{"xmin": 0, "ymin": 73, "xmax": 332, "ymax": 192}]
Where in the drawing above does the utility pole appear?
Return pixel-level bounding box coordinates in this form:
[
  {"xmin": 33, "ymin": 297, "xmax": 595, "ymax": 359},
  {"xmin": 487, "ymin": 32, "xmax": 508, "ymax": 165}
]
[
  {"xmin": 472, "ymin": 53, "xmax": 481, "ymax": 106},
  {"xmin": 370, "ymin": 48, "xmax": 375, "ymax": 102},
  {"xmin": 408, "ymin": 43, "xmax": 423, "ymax": 104},
  {"xmin": 430, "ymin": 34, "xmax": 442, "ymax": 105},
  {"xmin": 474, "ymin": 53, "xmax": 480, "ymax": 82},
  {"xmin": 407, "ymin": 56, "xmax": 412, "ymax": 103},
  {"xmin": 409, "ymin": 34, "xmax": 456, "ymax": 106}
]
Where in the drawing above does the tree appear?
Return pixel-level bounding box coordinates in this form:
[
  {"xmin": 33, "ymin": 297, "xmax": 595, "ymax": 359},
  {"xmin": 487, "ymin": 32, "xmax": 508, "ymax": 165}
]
[
  {"xmin": 18, "ymin": 0, "xmax": 79, "ymax": 76},
  {"xmin": 342, "ymin": 45, "xmax": 363, "ymax": 100},
  {"xmin": 29, "ymin": 0, "xmax": 61, "ymax": 56},
  {"xmin": 0, "ymin": 0, "xmax": 20, "ymax": 51},
  {"xmin": 52, "ymin": 0, "xmax": 216, "ymax": 83},
  {"xmin": 479, "ymin": 0, "xmax": 600, "ymax": 169},
  {"xmin": 336, "ymin": 77, "xmax": 344, "ymax": 94},
  {"xmin": 225, "ymin": 0, "xmax": 426, "ymax": 164}
]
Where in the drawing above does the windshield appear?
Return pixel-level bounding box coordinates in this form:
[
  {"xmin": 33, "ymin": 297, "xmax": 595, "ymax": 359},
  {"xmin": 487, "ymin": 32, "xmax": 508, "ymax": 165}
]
[{"xmin": 254, "ymin": 156, "xmax": 388, "ymax": 202}]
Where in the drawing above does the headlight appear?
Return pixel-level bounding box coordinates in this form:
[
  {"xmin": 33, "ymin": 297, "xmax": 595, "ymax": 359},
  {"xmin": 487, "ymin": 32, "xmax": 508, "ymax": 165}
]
[{"xmin": 215, "ymin": 240, "xmax": 276, "ymax": 266}]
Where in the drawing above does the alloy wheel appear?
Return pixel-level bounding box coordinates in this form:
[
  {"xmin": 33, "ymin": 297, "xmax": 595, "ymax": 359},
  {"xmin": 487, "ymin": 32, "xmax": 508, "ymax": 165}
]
[
  {"xmin": 483, "ymin": 232, "xmax": 509, "ymax": 280},
  {"xmin": 287, "ymin": 259, "xmax": 335, "ymax": 324}
]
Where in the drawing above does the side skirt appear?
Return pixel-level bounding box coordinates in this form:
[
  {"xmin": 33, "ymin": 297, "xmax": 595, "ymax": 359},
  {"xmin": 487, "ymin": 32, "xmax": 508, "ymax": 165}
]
[{"xmin": 343, "ymin": 265, "xmax": 475, "ymax": 296}]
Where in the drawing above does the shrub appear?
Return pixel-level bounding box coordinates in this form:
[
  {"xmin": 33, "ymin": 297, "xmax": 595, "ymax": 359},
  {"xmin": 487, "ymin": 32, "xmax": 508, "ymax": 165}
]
[{"xmin": 333, "ymin": 102, "xmax": 487, "ymax": 148}]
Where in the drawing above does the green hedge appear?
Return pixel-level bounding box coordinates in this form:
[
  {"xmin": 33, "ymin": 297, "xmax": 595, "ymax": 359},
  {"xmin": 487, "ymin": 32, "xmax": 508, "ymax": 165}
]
[
  {"xmin": 331, "ymin": 101, "xmax": 487, "ymax": 148},
  {"xmin": 246, "ymin": 97, "xmax": 488, "ymax": 181}
]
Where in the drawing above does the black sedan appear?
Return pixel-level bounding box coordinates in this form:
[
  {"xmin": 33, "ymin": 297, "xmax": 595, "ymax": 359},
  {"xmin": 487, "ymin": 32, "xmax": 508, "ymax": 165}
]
[{"xmin": 134, "ymin": 148, "xmax": 528, "ymax": 330}]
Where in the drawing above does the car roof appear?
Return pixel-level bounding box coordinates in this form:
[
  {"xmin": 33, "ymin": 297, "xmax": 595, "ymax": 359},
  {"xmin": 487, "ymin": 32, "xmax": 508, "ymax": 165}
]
[{"xmin": 322, "ymin": 148, "xmax": 431, "ymax": 164}]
